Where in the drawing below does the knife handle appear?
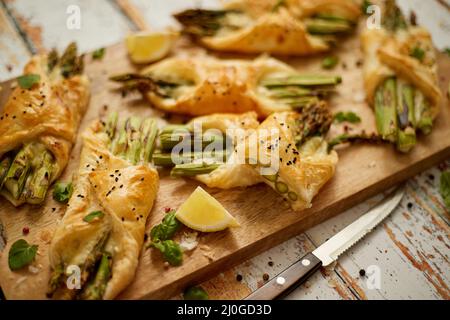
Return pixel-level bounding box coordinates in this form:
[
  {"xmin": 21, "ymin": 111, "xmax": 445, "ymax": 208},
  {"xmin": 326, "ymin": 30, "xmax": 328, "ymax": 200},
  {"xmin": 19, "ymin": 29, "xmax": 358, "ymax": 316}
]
[{"xmin": 244, "ymin": 252, "xmax": 322, "ymax": 300}]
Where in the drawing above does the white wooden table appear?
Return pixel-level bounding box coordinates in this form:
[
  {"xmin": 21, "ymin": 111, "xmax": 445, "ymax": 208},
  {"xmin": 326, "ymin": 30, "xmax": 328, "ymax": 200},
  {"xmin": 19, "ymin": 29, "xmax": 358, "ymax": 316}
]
[{"xmin": 0, "ymin": 0, "xmax": 449, "ymax": 300}]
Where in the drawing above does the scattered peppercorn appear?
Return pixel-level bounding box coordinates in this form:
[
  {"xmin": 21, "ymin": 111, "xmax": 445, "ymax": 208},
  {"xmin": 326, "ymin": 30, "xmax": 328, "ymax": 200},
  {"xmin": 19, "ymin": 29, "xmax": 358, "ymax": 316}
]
[
  {"xmin": 407, "ymin": 202, "xmax": 413, "ymax": 209},
  {"xmin": 236, "ymin": 274, "xmax": 243, "ymax": 282},
  {"xmin": 262, "ymin": 273, "xmax": 270, "ymax": 281},
  {"xmin": 268, "ymin": 261, "xmax": 274, "ymax": 267},
  {"xmin": 22, "ymin": 227, "xmax": 30, "ymax": 235},
  {"xmin": 359, "ymin": 269, "xmax": 366, "ymax": 277}
]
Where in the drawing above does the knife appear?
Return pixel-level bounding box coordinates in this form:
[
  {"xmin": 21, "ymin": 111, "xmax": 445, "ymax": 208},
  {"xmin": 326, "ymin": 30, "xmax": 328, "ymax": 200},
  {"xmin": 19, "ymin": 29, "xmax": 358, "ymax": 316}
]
[{"xmin": 244, "ymin": 186, "xmax": 405, "ymax": 300}]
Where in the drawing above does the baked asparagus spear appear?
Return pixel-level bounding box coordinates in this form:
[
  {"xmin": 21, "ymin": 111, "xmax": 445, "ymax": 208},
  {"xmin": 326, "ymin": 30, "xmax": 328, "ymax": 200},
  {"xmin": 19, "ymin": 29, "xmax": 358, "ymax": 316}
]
[
  {"xmin": 375, "ymin": 77, "xmax": 399, "ymax": 143},
  {"xmin": 396, "ymin": 79, "xmax": 416, "ymax": 152}
]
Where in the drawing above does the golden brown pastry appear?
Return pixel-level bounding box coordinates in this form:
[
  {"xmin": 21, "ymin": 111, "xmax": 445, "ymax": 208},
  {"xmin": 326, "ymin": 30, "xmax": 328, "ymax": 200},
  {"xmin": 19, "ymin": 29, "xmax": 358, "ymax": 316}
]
[
  {"xmin": 48, "ymin": 114, "xmax": 159, "ymax": 300},
  {"xmin": 110, "ymin": 56, "xmax": 341, "ymax": 118},
  {"xmin": 173, "ymin": 0, "xmax": 361, "ymax": 55},
  {"xmin": 361, "ymin": 0, "xmax": 442, "ymax": 152},
  {"xmin": 156, "ymin": 103, "xmax": 337, "ymax": 211},
  {"xmin": 0, "ymin": 43, "xmax": 89, "ymax": 206}
]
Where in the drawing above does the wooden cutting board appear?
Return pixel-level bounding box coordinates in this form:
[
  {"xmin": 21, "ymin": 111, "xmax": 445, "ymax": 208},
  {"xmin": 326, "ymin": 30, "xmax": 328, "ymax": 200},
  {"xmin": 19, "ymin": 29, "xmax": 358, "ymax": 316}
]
[{"xmin": 0, "ymin": 25, "xmax": 449, "ymax": 299}]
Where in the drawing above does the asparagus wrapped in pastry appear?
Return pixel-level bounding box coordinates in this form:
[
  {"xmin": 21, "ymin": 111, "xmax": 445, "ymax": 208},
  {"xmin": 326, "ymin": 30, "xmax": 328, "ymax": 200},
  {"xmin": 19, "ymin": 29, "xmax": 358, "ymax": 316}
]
[
  {"xmin": 0, "ymin": 43, "xmax": 89, "ymax": 206},
  {"xmin": 173, "ymin": 0, "xmax": 361, "ymax": 56},
  {"xmin": 110, "ymin": 56, "xmax": 341, "ymax": 118},
  {"xmin": 361, "ymin": 0, "xmax": 442, "ymax": 152},
  {"xmin": 48, "ymin": 113, "xmax": 159, "ymax": 300},
  {"xmin": 155, "ymin": 103, "xmax": 337, "ymax": 211}
]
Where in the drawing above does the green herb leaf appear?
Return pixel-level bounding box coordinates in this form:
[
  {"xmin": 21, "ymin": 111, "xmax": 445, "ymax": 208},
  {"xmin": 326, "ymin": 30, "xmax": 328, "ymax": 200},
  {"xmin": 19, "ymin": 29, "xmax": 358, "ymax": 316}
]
[
  {"xmin": 183, "ymin": 286, "xmax": 209, "ymax": 300},
  {"xmin": 17, "ymin": 74, "xmax": 41, "ymax": 89},
  {"xmin": 444, "ymin": 48, "xmax": 450, "ymax": 57},
  {"xmin": 83, "ymin": 210, "xmax": 104, "ymax": 223},
  {"xmin": 92, "ymin": 48, "xmax": 106, "ymax": 60},
  {"xmin": 439, "ymin": 171, "xmax": 450, "ymax": 209},
  {"xmin": 52, "ymin": 181, "xmax": 73, "ymax": 203},
  {"xmin": 272, "ymin": 0, "xmax": 286, "ymax": 12},
  {"xmin": 410, "ymin": 47, "xmax": 425, "ymax": 62},
  {"xmin": 322, "ymin": 56, "xmax": 339, "ymax": 69},
  {"xmin": 152, "ymin": 240, "xmax": 183, "ymax": 266},
  {"xmin": 8, "ymin": 239, "xmax": 38, "ymax": 271},
  {"xmin": 362, "ymin": 0, "xmax": 372, "ymax": 15},
  {"xmin": 333, "ymin": 111, "xmax": 361, "ymax": 123},
  {"xmin": 150, "ymin": 210, "xmax": 181, "ymax": 242}
]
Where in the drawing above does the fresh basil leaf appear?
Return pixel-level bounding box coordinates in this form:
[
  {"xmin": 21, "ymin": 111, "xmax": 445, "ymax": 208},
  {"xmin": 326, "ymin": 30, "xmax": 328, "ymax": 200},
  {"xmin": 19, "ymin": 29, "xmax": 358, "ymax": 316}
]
[
  {"xmin": 410, "ymin": 47, "xmax": 425, "ymax": 62},
  {"xmin": 440, "ymin": 171, "xmax": 450, "ymax": 209},
  {"xmin": 322, "ymin": 56, "xmax": 339, "ymax": 69},
  {"xmin": 17, "ymin": 74, "xmax": 41, "ymax": 89},
  {"xmin": 150, "ymin": 210, "xmax": 181, "ymax": 242},
  {"xmin": 334, "ymin": 111, "xmax": 361, "ymax": 124},
  {"xmin": 92, "ymin": 48, "xmax": 105, "ymax": 60},
  {"xmin": 152, "ymin": 240, "xmax": 183, "ymax": 266},
  {"xmin": 444, "ymin": 48, "xmax": 450, "ymax": 57},
  {"xmin": 362, "ymin": 0, "xmax": 372, "ymax": 15},
  {"xmin": 183, "ymin": 286, "xmax": 209, "ymax": 300},
  {"xmin": 52, "ymin": 181, "xmax": 73, "ymax": 203},
  {"xmin": 8, "ymin": 239, "xmax": 38, "ymax": 271},
  {"xmin": 83, "ymin": 210, "xmax": 104, "ymax": 223}
]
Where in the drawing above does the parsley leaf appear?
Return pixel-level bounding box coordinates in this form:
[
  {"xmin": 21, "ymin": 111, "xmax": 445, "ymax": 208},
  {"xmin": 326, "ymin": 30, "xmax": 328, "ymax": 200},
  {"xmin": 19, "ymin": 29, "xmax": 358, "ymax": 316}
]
[
  {"xmin": 150, "ymin": 210, "xmax": 181, "ymax": 242},
  {"xmin": 410, "ymin": 47, "xmax": 425, "ymax": 62},
  {"xmin": 53, "ymin": 181, "xmax": 73, "ymax": 203},
  {"xmin": 92, "ymin": 48, "xmax": 106, "ymax": 60},
  {"xmin": 152, "ymin": 240, "xmax": 183, "ymax": 266},
  {"xmin": 183, "ymin": 286, "xmax": 209, "ymax": 300},
  {"xmin": 333, "ymin": 111, "xmax": 361, "ymax": 124},
  {"xmin": 362, "ymin": 0, "xmax": 372, "ymax": 15},
  {"xmin": 8, "ymin": 239, "xmax": 38, "ymax": 271},
  {"xmin": 17, "ymin": 74, "xmax": 41, "ymax": 89},
  {"xmin": 322, "ymin": 56, "xmax": 339, "ymax": 69}
]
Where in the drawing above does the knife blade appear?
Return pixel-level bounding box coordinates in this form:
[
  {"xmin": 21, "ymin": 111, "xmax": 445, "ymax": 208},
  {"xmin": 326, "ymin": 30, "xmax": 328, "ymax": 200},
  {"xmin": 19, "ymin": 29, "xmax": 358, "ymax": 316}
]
[{"xmin": 244, "ymin": 186, "xmax": 405, "ymax": 300}]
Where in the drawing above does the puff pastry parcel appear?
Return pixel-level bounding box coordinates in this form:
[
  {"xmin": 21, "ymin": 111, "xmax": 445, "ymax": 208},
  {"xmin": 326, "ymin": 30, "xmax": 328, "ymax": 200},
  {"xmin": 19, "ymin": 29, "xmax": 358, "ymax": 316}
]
[
  {"xmin": 173, "ymin": 0, "xmax": 361, "ymax": 55},
  {"xmin": 155, "ymin": 103, "xmax": 337, "ymax": 211},
  {"xmin": 0, "ymin": 43, "xmax": 89, "ymax": 206},
  {"xmin": 361, "ymin": 0, "xmax": 442, "ymax": 152},
  {"xmin": 111, "ymin": 56, "xmax": 341, "ymax": 118},
  {"xmin": 48, "ymin": 114, "xmax": 159, "ymax": 300}
]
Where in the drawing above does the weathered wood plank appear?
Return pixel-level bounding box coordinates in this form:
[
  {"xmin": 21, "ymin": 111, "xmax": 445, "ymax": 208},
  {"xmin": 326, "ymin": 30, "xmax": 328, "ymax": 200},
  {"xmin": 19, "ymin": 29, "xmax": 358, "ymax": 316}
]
[
  {"xmin": 304, "ymin": 167, "xmax": 450, "ymax": 300},
  {"xmin": 0, "ymin": 5, "xmax": 30, "ymax": 81},
  {"xmin": 0, "ymin": 0, "xmax": 448, "ymax": 300},
  {"xmin": 397, "ymin": 0, "xmax": 450, "ymax": 50},
  {"xmin": 3, "ymin": 0, "xmax": 135, "ymax": 53}
]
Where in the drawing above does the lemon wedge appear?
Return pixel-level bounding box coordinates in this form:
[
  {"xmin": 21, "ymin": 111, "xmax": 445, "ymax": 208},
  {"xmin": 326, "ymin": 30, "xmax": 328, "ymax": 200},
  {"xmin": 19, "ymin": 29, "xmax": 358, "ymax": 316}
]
[
  {"xmin": 175, "ymin": 187, "xmax": 240, "ymax": 232},
  {"xmin": 125, "ymin": 31, "xmax": 178, "ymax": 64}
]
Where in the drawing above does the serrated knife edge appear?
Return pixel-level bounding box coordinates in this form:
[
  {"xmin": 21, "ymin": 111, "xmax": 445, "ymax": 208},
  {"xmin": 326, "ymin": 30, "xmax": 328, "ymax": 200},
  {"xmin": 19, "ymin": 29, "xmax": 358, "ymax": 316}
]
[{"xmin": 312, "ymin": 186, "xmax": 405, "ymax": 266}]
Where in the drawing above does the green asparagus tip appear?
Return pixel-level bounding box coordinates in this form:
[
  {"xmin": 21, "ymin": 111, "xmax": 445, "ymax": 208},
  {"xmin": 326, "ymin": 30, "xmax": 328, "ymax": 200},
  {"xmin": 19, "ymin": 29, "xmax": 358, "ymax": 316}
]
[{"xmin": 397, "ymin": 127, "xmax": 417, "ymax": 153}]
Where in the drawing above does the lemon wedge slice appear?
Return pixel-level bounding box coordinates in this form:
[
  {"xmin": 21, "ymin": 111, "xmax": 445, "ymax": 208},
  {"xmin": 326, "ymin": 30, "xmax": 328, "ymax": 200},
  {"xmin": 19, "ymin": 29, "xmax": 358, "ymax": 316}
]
[
  {"xmin": 175, "ymin": 187, "xmax": 240, "ymax": 232},
  {"xmin": 126, "ymin": 31, "xmax": 178, "ymax": 64}
]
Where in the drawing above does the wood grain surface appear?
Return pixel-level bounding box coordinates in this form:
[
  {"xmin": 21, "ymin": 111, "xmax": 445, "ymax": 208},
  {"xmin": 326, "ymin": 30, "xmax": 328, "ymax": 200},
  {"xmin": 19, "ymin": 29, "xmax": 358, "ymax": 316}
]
[{"xmin": 0, "ymin": 0, "xmax": 449, "ymax": 300}]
